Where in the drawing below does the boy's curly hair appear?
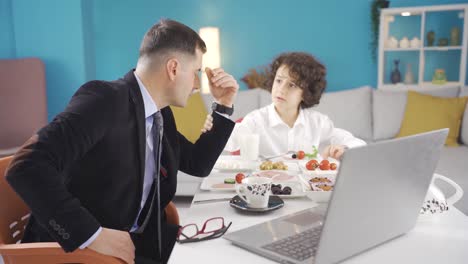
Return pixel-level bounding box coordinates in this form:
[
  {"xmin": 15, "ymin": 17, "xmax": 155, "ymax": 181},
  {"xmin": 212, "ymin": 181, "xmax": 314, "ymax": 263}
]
[{"xmin": 265, "ymin": 52, "xmax": 327, "ymax": 108}]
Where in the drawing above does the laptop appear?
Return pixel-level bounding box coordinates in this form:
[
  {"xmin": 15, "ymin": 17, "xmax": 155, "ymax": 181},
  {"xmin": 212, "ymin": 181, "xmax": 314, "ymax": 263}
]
[{"xmin": 224, "ymin": 129, "xmax": 448, "ymax": 264}]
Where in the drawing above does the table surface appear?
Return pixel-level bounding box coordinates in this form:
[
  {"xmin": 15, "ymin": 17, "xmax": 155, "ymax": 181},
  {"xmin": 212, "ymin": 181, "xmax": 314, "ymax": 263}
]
[{"xmin": 170, "ymin": 162, "xmax": 468, "ymax": 264}]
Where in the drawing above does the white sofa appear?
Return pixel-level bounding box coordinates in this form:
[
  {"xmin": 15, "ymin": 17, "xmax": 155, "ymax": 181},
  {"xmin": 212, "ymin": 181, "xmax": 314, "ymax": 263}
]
[
  {"xmin": 313, "ymin": 85, "xmax": 468, "ymax": 215},
  {"xmin": 176, "ymin": 86, "xmax": 468, "ymax": 215}
]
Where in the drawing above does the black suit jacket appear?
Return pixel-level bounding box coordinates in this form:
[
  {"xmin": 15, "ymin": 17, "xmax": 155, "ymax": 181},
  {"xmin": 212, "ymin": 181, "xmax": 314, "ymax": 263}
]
[{"xmin": 6, "ymin": 70, "xmax": 234, "ymax": 261}]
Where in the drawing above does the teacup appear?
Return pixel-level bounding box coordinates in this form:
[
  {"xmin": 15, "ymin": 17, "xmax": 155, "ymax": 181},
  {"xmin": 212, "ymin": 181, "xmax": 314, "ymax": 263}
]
[
  {"xmin": 420, "ymin": 174, "xmax": 463, "ymax": 215},
  {"xmin": 235, "ymin": 177, "xmax": 272, "ymax": 208}
]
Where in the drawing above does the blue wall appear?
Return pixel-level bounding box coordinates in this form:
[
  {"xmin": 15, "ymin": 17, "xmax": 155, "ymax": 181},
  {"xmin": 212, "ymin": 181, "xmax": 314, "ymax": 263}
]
[
  {"xmin": 93, "ymin": 0, "xmax": 468, "ymax": 91},
  {"xmin": 2, "ymin": 0, "xmax": 468, "ymax": 120},
  {"xmin": 82, "ymin": 0, "xmax": 96, "ymax": 81},
  {"xmin": 8, "ymin": 0, "xmax": 90, "ymax": 121},
  {"xmin": 0, "ymin": 0, "xmax": 15, "ymax": 57},
  {"xmin": 93, "ymin": 0, "xmax": 376, "ymax": 92}
]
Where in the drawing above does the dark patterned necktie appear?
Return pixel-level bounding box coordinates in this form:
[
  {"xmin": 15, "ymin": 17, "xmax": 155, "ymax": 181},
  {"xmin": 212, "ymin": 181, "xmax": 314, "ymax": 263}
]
[
  {"xmin": 152, "ymin": 111, "xmax": 163, "ymax": 259},
  {"xmin": 135, "ymin": 111, "xmax": 163, "ymax": 259}
]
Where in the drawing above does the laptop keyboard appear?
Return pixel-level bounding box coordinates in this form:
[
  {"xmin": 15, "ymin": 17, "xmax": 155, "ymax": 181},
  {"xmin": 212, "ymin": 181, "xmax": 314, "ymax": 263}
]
[{"xmin": 261, "ymin": 226, "xmax": 322, "ymax": 262}]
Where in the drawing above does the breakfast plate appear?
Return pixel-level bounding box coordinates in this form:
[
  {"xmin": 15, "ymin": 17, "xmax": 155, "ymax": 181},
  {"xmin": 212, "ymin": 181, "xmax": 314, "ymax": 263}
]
[
  {"xmin": 269, "ymin": 181, "xmax": 306, "ymax": 198},
  {"xmin": 213, "ymin": 159, "xmax": 260, "ymax": 172},
  {"xmin": 251, "ymin": 170, "xmax": 298, "ymax": 182},
  {"xmin": 299, "ymin": 158, "xmax": 340, "ymax": 176},
  {"xmin": 201, "ymin": 172, "xmax": 306, "ymax": 198},
  {"xmin": 257, "ymin": 160, "xmax": 300, "ymax": 172},
  {"xmin": 200, "ymin": 177, "xmax": 237, "ymax": 191}
]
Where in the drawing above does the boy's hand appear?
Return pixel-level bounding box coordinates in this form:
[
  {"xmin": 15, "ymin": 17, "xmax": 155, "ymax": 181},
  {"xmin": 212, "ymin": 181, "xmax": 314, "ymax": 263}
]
[
  {"xmin": 322, "ymin": 145, "xmax": 346, "ymax": 160},
  {"xmin": 201, "ymin": 114, "xmax": 213, "ymax": 133}
]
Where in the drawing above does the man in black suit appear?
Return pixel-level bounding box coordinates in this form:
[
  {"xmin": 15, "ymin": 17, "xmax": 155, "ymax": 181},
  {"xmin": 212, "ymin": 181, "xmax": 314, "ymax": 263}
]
[{"xmin": 6, "ymin": 19, "xmax": 238, "ymax": 264}]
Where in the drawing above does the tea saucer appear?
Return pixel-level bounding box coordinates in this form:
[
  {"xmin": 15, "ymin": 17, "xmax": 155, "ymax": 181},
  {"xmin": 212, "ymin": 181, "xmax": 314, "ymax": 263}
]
[{"xmin": 229, "ymin": 195, "xmax": 284, "ymax": 212}]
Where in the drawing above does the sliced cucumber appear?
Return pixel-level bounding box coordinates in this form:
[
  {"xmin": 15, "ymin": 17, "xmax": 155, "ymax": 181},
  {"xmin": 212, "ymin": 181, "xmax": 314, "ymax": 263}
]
[{"xmin": 224, "ymin": 178, "xmax": 235, "ymax": 184}]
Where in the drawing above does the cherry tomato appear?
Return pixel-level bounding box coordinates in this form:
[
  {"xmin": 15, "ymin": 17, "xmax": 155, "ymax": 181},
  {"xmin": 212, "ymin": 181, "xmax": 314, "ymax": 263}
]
[
  {"xmin": 319, "ymin": 163, "xmax": 330, "ymax": 170},
  {"xmin": 297, "ymin": 150, "xmax": 305, "ymax": 160},
  {"xmin": 320, "ymin": 159, "xmax": 330, "ymax": 166},
  {"xmin": 235, "ymin": 173, "xmax": 245, "ymax": 184},
  {"xmin": 330, "ymin": 163, "xmax": 337, "ymax": 170},
  {"xmin": 306, "ymin": 160, "xmax": 319, "ymax": 170}
]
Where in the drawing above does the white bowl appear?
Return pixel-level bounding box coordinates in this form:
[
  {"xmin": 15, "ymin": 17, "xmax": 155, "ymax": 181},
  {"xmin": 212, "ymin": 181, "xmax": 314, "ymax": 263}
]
[{"xmin": 300, "ymin": 174, "xmax": 335, "ymax": 203}]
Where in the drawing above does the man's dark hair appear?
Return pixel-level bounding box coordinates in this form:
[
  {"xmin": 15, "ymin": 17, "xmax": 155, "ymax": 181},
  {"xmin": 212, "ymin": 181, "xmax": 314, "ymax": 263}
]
[
  {"xmin": 139, "ymin": 19, "xmax": 207, "ymax": 59},
  {"xmin": 266, "ymin": 52, "xmax": 327, "ymax": 109}
]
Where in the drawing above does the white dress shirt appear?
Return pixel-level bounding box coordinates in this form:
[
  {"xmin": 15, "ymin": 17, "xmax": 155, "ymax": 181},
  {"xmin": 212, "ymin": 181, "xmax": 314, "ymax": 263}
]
[
  {"xmin": 130, "ymin": 72, "xmax": 160, "ymax": 232},
  {"xmin": 224, "ymin": 104, "xmax": 366, "ymax": 157},
  {"xmin": 79, "ymin": 72, "xmax": 159, "ymax": 249}
]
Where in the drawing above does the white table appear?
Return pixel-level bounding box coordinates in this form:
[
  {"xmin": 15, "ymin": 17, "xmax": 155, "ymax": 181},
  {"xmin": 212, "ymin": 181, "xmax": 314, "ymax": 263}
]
[{"xmin": 170, "ymin": 171, "xmax": 468, "ymax": 264}]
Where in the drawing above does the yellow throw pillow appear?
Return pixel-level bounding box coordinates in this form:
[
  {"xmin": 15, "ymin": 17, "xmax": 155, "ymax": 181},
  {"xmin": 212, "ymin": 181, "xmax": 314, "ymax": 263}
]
[
  {"xmin": 397, "ymin": 91, "xmax": 468, "ymax": 146},
  {"xmin": 170, "ymin": 92, "xmax": 208, "ymax": 143}
]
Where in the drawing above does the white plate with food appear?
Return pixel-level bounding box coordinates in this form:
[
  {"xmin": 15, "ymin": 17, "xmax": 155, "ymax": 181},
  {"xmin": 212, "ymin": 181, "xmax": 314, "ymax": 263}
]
[
  {"xmin": 200, "ymin": 177, "xmax": 237, "ymax": 191},
  {"xmin": 200, "ymin": 172, "xmax": 250, "ymax": 192},
  {"xmin": 254, "ymin": 170, "xmax": 306, "ymax": 198},
  {"xmin": 251, "ymin": 170, "xmax": 299, "ymax": 182},
  {"xmin": 270, "ymin": 181, "xmax": 306, "ymax": 198},
  {"xmin": 258, "ymin": 160, "xmax": 300, "ymax": 172},
  {"xmin": 213, "ymin": 159, "xmax": 260, "ymax": 172},
  {"xmin": 299, "ymin": 158, "xmax": 340, "ymax": 176},
  {"xmin": 201, "ymin": 172, "xmax": 306, "ymax": 198}
]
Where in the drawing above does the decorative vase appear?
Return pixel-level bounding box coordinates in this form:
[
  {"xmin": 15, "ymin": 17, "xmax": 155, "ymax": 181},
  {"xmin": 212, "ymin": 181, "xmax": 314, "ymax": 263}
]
[
  {"xmin": 427, "ymin": 31, "xmax": 435, "ymax": 46},
  {"xmin": 386, "ymin": 36, "xmax": 398, "ymax": 48},
  {"xmin": 391, "ymin": 59, "xmax": 401, "ymax": 84},
  {"xmin": 399, "ymin": 37, "xmax": 410, "ymax": 48},
  {"xmin": 432, "ymin": 69, "xmax": 447, "ymax": 85},
  {"xmin": 451, "ymin": 27, "xmax": 460, "ymax": 46},
  {"xmin": 404, "ymin": 63, "xmax": 415, "ymax": 84},
  {"xmin": 410, "ymin": 37, "xmax": 420, "ymax": 48}
]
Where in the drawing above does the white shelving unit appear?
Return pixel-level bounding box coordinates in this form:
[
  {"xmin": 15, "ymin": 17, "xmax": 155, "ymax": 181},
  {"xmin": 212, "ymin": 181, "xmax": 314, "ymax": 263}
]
[{"xmin": 378, "ymin": 4, "xmax": 468, "ymax": 90}]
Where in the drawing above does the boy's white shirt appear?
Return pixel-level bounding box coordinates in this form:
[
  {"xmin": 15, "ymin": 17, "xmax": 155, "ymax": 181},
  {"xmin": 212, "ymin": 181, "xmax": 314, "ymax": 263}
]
[{"xmin": 224, "ymin": 103, "xmax": 366, "ymax": 157}]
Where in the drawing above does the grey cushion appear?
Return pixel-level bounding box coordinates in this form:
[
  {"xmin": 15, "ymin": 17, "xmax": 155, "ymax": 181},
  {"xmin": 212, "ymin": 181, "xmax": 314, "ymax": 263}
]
[
  {"xmin": 258, "ymin": 88, "xmax": 272, "ymax": 109},
  {"xmin": 435, "ymin": 145, "xmax": 468, "ymax": 215},
  {"xmin": 460, "ymin": 86, "xmax": 468, "ymax": 96},
  {"xmin": 460, "ymin": 86, "xmax": 468, "ymax": 145},
  {"xmin": 314, "ymin": 86, "xmax": 373, "ymax": 140},
  {"xmin": 372, "ymin": 86, "xmax": 460, "ymax": 141}
]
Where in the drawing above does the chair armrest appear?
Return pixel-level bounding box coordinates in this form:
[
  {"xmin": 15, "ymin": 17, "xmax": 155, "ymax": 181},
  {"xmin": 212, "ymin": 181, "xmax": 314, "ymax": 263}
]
[
  {"xmin": 0, "ymin": 147, "xmax": 20, "ymax": 157},
  {"xmin": 0, "ymin": 242, "xmax": 125, "ymax": 264},
  {"xmin": 165, "ymin": 201, "xmax": 180, "ymax": 226}
]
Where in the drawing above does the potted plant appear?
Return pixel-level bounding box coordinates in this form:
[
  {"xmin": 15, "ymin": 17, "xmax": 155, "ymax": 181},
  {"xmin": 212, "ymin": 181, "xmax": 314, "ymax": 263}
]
[
  {"xmin": 241, "ymin": 66, "xmax": 271, "ymax": 90},
  {"xmin": 370, "ymin": 0, "xmax": 390, "ymax": 62}
]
